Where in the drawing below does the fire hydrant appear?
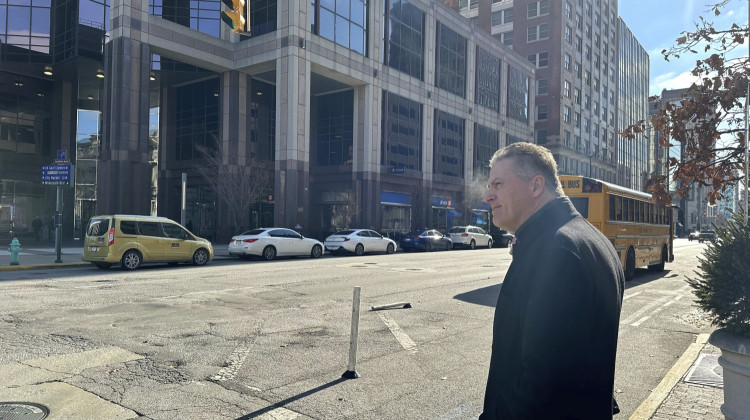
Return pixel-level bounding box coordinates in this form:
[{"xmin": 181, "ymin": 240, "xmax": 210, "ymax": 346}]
[{"xmin": 8, "ymin": 238, "xmax": 21, "ymax": 266}]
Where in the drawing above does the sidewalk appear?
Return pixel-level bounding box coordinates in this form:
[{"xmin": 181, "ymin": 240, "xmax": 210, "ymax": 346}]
[
  {"xmin": 0, "ymin": 242, "xmax": 231, "ymax": 271},
  {"xmin": 630, "ymin": 333, "xmax": 724, "ymax": 420}
]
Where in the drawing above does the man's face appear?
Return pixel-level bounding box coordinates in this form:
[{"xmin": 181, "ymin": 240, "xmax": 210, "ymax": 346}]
[{"xmin": 483, "ymin": 158, "xmax": 535, "ymax": 233}]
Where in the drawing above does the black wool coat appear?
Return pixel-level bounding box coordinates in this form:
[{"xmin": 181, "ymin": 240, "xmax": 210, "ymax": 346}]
[{"xmin": 480, "ymin": 197, "xmax": 625, "ymax": 420}]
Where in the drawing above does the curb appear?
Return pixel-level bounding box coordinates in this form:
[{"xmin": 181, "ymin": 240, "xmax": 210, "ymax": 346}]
[
  {"xmin": 0, "ymin": 262, "xmax": 91, "ymax": 272},
  {"xmin": 628, "ymin": 333, "xmax": 711, "ymax": 420}
]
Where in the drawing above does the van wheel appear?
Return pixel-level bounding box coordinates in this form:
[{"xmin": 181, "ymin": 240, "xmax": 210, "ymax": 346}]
[
  {"xmin": 262, "ymin": 246, "xmax": 276, "ymax": 261},
  {"xmin": 354, "ymin": 243, "xmax": 365, "ymax": 256},
  {"xmin": 625, "ymin": 248, "xmax": 636, "ymax": 282},
  {"xmin": 121, "ymin": 250, "xmax": 142, "ymax": 270},
  {"xmin": 311, "ymin": 244, "xmax": 323, "ymax": 258},
  {"xmin": 93, "ymin": 262, "xmax": 111, "ymax": 269},
  {"xmin": 192, "ymin": 248, "xmax": 209, "ymax": 266}
]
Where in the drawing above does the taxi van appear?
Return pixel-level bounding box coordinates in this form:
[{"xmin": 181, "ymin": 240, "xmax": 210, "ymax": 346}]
[{"xmin": 82, "ymin": 215, "xmax": 214, "ymax": 270}]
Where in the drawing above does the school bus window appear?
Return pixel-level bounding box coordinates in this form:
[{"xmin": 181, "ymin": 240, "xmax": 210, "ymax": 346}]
[
  {"xmin": 609, "ymin": 195, "xmax": 616, "ymax": 220},
  {"xmin": 635, "ymin": 201, "xmax": 640, "ymax": 223},
  {"xmin": 640, "ymin": 202, "xmax": 645, "ymax": 223},
  {"xmin": 615, "ymin": 196, "xmax": 622, "ymax": 221},
  {"xmin": 570, "ymin": 197, "xmax": 589, "ymax": 218}
]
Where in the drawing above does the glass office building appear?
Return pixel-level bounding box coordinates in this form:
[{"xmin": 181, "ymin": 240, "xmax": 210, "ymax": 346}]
[{"xmin": 0, "ymin": 0, "xmax": 534, "ymax": 242}]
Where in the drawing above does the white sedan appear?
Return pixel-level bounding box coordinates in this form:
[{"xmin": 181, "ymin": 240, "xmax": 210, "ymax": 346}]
[
  {"xmin": 228, "ymin": 228, "xmax": 324, "ymax": 261},
  {"xmin": 324, "ymin": 229, "xmax": 397, "ymax": 256}
]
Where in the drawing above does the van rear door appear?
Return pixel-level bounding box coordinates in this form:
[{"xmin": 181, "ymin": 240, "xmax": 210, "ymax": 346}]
[{"xmin": 84, "ymin": 217, "xmax": 112, "ymax": 258}]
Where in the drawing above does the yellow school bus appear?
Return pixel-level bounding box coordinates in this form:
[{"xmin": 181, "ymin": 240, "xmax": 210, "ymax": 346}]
[{"xmin": 560, "ymin": 176, "xmax": 674, "ymax": 282}]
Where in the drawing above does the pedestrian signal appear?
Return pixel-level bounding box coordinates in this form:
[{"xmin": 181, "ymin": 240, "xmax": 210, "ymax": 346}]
[{"xmin": 220, "ymin": 0, "xmax": 246, "ymax": 33}]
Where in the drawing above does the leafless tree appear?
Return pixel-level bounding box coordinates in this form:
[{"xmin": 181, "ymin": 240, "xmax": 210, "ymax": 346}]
[
  {"xmin": 195, "ymin": 144, "xmax": 270, "ymax": 233},
  {"xmin": 329, "ymin": 192, "xmax": 359, "ymax": 231}
]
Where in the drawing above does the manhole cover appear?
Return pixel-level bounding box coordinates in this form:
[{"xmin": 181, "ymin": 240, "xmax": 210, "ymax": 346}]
[
  {"xmin": 684, "ymin": 354, "xmax": 723, "ymax": 388},
  {"xmin": 0, "ymin": 402, "xmax": 49, "ymax": 420}
]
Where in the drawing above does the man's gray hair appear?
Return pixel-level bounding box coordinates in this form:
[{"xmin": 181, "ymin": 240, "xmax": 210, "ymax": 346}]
[{"xmin": 489, "ymin": 142, "xmax": 564, "ymax": 196}]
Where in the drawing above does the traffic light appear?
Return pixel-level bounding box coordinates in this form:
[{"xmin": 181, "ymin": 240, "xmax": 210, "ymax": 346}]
[{"xmin": 220, "ymin": 0, "xmax": 246, "ymax": 33}]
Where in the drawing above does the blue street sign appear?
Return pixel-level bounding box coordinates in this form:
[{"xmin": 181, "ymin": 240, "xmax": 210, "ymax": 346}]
[
  {"xmin": 42, "ymin": 164, "xmax": 73, "ymax": 187},
  {"xmin": 390, "ymin": 167, "xmax": 405, "ymax": 174},
  {"xmin": 57, "ymin": 150, "xmax": 66, "ymax": 161}
]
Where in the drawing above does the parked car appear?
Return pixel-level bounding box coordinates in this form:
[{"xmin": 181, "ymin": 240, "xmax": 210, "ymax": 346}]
[
  {"xmin": 82, "ymin": 215, "xmax": 213, "ymax": 270},
  {"xmin": 448, "ymin": 225, "xmax": 493, "ymax": 249},
  {"xmin": 698, "ymin": 230, "xmax": 716, "ymax": 243},
  {"xmin": 399, "ymin": 230, "xmax": 453, "ymax": 252},
  {"xmin": 489, "ymin": 227, "xmax": 515, "ymax": 248},
  {"xmin": 688, "ymin": 230, "xmax": 700, "ymax": 241},
  {"xmin": 228, "ymin": 228, "xmax": 323, "ymax": 261},
  {"xmin": 324, "ymin": 229, "xmax": 397, "ymax": 256}
]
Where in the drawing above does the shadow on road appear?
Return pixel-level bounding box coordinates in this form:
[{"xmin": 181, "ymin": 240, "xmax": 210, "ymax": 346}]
[
  {"xmin": 453, "ymin": 283, "xmax": 501, "ymax": 308},
  {"xmin": 235, "ymin": 377, "xmax": 347, "ymax": 419}
]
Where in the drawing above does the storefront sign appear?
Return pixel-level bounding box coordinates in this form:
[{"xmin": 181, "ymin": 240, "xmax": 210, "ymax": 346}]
[
  {"xmin": 431, "ymin": 196, "xmax": 453, "ymax": 208},
  {"xmin": 390, "ymin": 166, "xmax": 405, "ymax": 174}
]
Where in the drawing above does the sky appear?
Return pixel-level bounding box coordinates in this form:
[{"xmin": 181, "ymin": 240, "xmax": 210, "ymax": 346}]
[{"xmin": 619, "ymin": 0, "xmax": 748, "ymax": 96}]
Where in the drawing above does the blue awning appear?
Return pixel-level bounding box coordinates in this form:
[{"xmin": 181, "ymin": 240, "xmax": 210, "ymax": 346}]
[{"xmin": 447, "ymin": 210, "xmax": 462, "ymax": 217}]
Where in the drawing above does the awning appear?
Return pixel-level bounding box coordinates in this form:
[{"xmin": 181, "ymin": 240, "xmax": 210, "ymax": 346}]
[{"xmin": 447, "ymin": 210, "xmax": 462, "ymax": 217}]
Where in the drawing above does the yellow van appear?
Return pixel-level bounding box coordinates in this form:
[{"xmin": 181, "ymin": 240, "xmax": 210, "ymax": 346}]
[{"xmin": 82, "ymin": 215, "xmax": 214, "ymax": 270}]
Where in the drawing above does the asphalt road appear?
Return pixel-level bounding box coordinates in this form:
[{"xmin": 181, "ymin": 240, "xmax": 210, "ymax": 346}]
[{"xmin": 0, "ymin": 239, "xmax": 712, "ymax": 420}]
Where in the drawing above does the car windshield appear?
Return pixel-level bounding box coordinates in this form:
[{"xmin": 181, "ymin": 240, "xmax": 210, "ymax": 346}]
[
  {"xmin": 240, "ymin": 229, "xmax": 266, "ymax": 236},
  {"xmin": 449, "ymin": 227, "xmax": 465, "ymax": 233},
  {"xmin": 333, "ymin": 230, "xmax": 356, "ymax": 236}
]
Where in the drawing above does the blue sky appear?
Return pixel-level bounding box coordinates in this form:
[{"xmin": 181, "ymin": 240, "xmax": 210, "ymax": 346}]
[{"xmin": 619, "ymin": 0, "xmax": 748, "ymax": 96}]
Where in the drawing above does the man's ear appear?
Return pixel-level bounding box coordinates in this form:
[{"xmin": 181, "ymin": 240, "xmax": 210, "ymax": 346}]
[{"xmin": 531, "ymin": 175, "xmax": 546, "ymax": 197}]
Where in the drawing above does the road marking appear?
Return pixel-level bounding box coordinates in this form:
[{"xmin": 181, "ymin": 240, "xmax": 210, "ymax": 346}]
[
  {"xmin": 623, "ymin": 291, "xmax": 642, "ymax": 300},
  {"xmin": 629, "ymin": 334, "xmax": 710, "ymax": 420},
  {"xmin": 254, "ymin": 407, "xmax": 300, "ymax": 419},
  {"xmin": 211, "ymin": 345, "xmax": 251, "ymax": 382},
  {"xmin": 377, "ymin": 312, "xmax": 418, "ymax": 354},
  {"xmin": 630, "ymin": 295, "xmax": 683, "ymax": 327},
  {"xmin": 621, "ymin": 295, "xmax": 671, "ymax": 326}
]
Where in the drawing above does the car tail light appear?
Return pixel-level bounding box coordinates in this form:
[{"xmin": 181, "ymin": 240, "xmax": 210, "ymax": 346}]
[
  {"xmin": 461, "ymin": 233, "xmax": 469, "ymax": 237},
  {"xmin": 243, "ymin": 238, "xmax": 259, "ymax": 243},
  {"xmin": 108, "ymin": 227, "xmax": 115, "ymax": 245}
]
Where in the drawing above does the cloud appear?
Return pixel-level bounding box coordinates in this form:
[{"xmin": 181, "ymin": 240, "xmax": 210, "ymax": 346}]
[{"xmin": 650, "ymin": 71, "xmax": 700, "ymax": 96}]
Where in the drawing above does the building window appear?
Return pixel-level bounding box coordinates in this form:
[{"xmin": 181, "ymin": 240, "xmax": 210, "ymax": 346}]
[
  {"xmin": 175, "ymin": 78, "xmax": 220, "ymax": 160},
  {"xmin": 312, "ymin": 0, "xmax": 367, "ymax": 55},
  {"xmin": 535, "ymin": 129, "xmax": 548, "ymax": 144},
  {"xmin": 584, "ymin": 70, "xmax": 591, "ymax": 86},
  {"xmin": 475, "ymin": 47, "xmax": 501, "ymax": 112},
  {"xmin": 491, "ymin": 8, "xmax": 513, "ymax": 25},
  {"xmin": 150, "ymin": 0, "xmax": 220, "ymax": 38},
  {"xmin": 564, "ymin": 130, "xmax": 571, "ymax": 147},
  {"xmin": 585, "ymin": 45, "xmax": 591, "ymax": 60},
  {"xmin": 527, "ymin": 23, "xmax": 549, "ymax": 42},
  {"xmin": 536, "ymin": 79, "xmax": 548, "ymax": 95},
  {"xmin": 527, "ymin": 0, "xmax": 549, "ymax": 18},
  {"xmin": 575, "ymin": 36, "xmax": 582, "ymax": 52},
  {"xmin": 501, "ymin": 31, "xmax": 513, "ymax": 46},
  {"xmin": 576, "ymin": 14, "xmax": 582, "ymax": 30},
  {"xmin": 459, "ymin": 0, "xmax": 479, "ymax": 12},
  {"xmin": 434, "ymin": 110, "xmax": 465, "ymax": 178},
  {"xmin": 316, "ymin": 90, "xmax": 354, "ymax": 166},
  {"xmin": 584, "ymin": 94, "xmax": 590, "ymax": 110},
  {"xmin": 383, "ymin": 0, "xmax": 424, "ymax": 80},
  {"xmin": 436, "ymin": 23, "xmax": 467, "ymax": 98},
  {"xmin": 575, "ymin": 135, "xmax": 581, "ymax": 152},
  {"xmin": 4, "ymin": 0, "xmax": 52, "ymax": 60},
  {"xmin": 564, "ymin": 106, "xmax": 571, "ymax": 123},
  {"xmin": 247, "ymin": 0, "xmax": 278, "ymax": 36},
  {"xmin": 565, "ymin": 1, "xmax": 573, "ymax": 18},
  {"xmin": 564, "ymin": 54, "xmax": 572, "ymax": 70},
  {"xmin": 474, "ymin": 124, "xmax": 499, "ymax": 179},
  {"xmin": 574, "ymin": 112, "xmax": 581, "ymax": 128},
  {"xmin": 507, "ymin": 65, "xmax": 530, "ymax": 123},
  {"xmin": 564, "ymin": 80, "xmax": 571, "ymax": 97},
  {"xmin": 565, "ymin": 26, "xmax": 573, "ymax": 43},
  {"xmin": 527, "ymin": 52, "xmax": 548, "ymax": 68},
  {"xmin": 594, "ymin": 78, "xmax": 600, "ymax": 92},
  {"xmin": 584, "ymin": 118, "xmax": 590, "ymax": 133},
  {"xmin": 382, "ymin": 91, "xmax": 422, "ymax": 170},
  {"xmin": 574, "ymin": 88, "xmax": 581, "ymax": 104},
  {"xmin": 536, "ymin": 104, "xmax": 548, "ymax": 121}
]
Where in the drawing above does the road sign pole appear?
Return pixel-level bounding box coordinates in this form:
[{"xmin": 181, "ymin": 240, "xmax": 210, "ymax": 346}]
[{"xmin": 55, "ymin": 187, "xmax": 62, "ymax": 263}]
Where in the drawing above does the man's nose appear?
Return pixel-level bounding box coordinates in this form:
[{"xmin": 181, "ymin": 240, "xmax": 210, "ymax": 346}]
[{"xmin": 483, "ymin": 190, "xmax": 492, "ymax": 203}]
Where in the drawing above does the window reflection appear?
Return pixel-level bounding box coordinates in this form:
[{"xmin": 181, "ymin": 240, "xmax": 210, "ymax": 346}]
[
  {"xmin": 311, "ymin": 0, "xmax": 367, "ymax": 55},
  {"xmin": 436, "ymin": 23, "xmax": 466, "ymax": 98},
  {"xmin": 381, "ymin": 91, "xmax": 422, "ymax": 171},
  {"xmin": 434, "ymin": 110, "xmax": 464, "ymax": 178},
  {"xmin": 315, "ymin": 90, "xmax": 354, "ymax": 166},
  {"xmin": 383, "ymin": 0, "xmax": 424, "ymax": 80}
]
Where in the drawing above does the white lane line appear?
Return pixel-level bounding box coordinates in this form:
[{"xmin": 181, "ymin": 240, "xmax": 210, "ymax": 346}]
[
  {"xmin": 211, "ymin": 345, "xmax": 251, "ymax": 382},
  {"xmin": 254, "ymin": 407, "xmax": 301, "ymax": 420},
  {"xmin": 621, "ymin": 295, "xmax": 672, "ymax": 326},
  {"xmin": 630, "ymin": 295, "xmax": 683, "ymax": 327},
  {"xmin": 377, "ymin": 312, "xmax": 418, "ymax": 354},
  {"xmin": 623, "ymin": 291, "xmax": 643, "ymax": 300}
]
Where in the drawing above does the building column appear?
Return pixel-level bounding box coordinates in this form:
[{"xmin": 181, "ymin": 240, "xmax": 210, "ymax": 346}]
[
  {"xmin": 275, "ymin": 55, "xmax": 310, "ymax": 230},
  {"xmin": 98, "ymin": 37, "xmax": 152, "ymax": 215}
]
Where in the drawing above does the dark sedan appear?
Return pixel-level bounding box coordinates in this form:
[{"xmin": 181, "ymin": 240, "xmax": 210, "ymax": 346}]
[{"xmin": 399, "ymin": 230, "xmax": 453, "ymax": 252}]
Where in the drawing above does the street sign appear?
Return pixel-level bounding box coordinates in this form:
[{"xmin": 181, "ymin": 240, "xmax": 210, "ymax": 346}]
[
  {"xmin": 390, "ymin": 167, "xmax": 405, "ymax": 174},
  {"xmin": 56, "ymin": 150, "xmax": 67, "ymax": 162},
  {"xmin": 42, "ymin": 164, "xmax": 74, "ymax": 187}
]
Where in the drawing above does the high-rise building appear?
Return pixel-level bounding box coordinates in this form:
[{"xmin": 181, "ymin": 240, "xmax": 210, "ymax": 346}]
[
  {"xmin": 459, "ymin": 0, "xmax": 651, "ymax": 190},
  {"xmin": 0, "ymin": 0, "xmax": 535, "ymax": 242}
]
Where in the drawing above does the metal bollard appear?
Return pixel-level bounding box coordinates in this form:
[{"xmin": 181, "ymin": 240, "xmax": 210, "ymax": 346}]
[
  {"xmin": 8, "ymin": 237, "xmax": 22, "ymax": 266},
  {"xmin": 342, "ymin": 286, "xmax": 361, "ymax": 379}
]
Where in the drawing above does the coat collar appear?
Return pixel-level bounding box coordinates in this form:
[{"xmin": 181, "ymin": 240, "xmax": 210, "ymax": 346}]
[{"xmin": 514, "ymin": 196, "xmax": 579, "ymax": 246}]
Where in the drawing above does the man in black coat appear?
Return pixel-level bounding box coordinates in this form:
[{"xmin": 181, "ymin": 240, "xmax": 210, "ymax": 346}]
[{"xmin": 480, "ymin": 142, "xmax": 625, "ymax": 419}]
